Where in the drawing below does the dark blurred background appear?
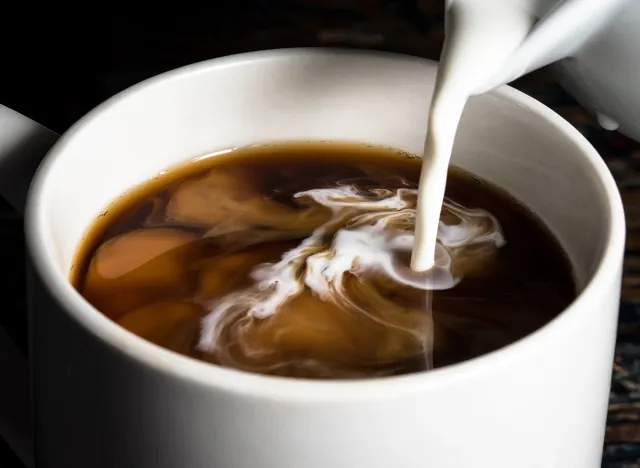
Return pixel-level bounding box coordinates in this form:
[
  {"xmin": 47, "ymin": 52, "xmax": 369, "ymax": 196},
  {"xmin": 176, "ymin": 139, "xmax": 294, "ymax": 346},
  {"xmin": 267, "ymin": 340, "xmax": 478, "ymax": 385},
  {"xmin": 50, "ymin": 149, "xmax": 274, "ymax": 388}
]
[
  {"xmin": 1, "ymin": 1, "xmax": 639, "ymax": 467},
  {"xmin": 0, "ymin": 1, "xmax": 446, "ymax": 134}
]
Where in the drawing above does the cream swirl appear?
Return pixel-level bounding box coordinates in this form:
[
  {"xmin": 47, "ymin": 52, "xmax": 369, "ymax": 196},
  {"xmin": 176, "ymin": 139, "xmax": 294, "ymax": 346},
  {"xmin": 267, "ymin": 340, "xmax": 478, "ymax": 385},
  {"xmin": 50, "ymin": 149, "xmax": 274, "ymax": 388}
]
[{"xmin": 198, "ymin": 184, "xmax": 505, "ymax": 352}]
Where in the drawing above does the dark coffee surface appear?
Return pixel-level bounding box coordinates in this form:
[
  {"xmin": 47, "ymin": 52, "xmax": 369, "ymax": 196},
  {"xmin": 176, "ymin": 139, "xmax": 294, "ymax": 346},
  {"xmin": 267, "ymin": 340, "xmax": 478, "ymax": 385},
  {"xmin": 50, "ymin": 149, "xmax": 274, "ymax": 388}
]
[{"xmin": 72, "ymin": 142, "xmax": 575, "ymax": 379}]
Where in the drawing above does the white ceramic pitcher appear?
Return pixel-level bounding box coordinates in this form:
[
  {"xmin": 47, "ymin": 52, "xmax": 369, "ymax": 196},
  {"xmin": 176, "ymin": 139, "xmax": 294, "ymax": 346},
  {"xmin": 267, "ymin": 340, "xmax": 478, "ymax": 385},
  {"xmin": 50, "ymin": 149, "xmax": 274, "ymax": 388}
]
[
  {"xmin": 440, "ymin": 0, "xmax": 627, "ymax": 96},
  {"xmin": 444, "ymin": 0, "xmax": 638, "ymax": 140}
]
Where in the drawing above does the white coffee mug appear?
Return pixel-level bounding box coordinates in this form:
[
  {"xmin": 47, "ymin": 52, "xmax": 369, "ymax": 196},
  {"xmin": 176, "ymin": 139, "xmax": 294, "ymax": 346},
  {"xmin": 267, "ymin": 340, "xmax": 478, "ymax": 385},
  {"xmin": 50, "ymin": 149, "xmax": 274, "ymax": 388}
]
[{"xmin": 0, "ymin": 49, "xmax": 626, "ymax": 468}]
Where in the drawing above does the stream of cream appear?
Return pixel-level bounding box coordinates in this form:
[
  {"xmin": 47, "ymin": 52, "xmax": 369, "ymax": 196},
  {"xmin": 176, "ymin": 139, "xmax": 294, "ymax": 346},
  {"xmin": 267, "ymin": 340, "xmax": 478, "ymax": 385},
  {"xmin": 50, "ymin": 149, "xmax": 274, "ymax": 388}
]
[{"xmin": 410, "ymin": 0, "xmax": 533, "ymax": 271}]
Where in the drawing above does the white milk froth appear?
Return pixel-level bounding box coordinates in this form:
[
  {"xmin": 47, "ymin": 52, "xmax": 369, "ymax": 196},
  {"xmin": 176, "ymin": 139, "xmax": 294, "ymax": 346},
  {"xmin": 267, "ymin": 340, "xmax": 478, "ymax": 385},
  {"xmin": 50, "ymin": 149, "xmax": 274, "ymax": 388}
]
[{"xmin": 198, "ymin": 183, "xmax": 506, "ymax": 352}]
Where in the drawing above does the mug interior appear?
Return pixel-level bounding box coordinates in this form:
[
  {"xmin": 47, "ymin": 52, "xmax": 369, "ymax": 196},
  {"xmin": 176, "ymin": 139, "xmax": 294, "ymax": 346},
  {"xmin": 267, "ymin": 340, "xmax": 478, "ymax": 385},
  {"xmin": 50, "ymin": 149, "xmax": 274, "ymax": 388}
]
[{"xmin": 28, "ymin": 50, "xmax": 619, "ymax": 379}]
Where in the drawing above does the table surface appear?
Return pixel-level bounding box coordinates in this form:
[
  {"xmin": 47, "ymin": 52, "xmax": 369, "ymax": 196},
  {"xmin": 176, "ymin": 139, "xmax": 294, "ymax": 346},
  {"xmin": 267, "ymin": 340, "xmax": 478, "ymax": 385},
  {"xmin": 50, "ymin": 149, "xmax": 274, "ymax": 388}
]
[{"xmin": 0, "ymin": 1, "xmax": 638, "ymax": 467}]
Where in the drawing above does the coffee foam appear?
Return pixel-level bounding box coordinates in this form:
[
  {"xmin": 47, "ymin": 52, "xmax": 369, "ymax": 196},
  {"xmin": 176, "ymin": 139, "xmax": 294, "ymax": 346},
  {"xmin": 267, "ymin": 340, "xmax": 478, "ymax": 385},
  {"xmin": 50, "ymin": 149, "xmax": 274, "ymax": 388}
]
[{"xmin": 198, "ymin": 183, "xmax": 505, "ymax": 354}]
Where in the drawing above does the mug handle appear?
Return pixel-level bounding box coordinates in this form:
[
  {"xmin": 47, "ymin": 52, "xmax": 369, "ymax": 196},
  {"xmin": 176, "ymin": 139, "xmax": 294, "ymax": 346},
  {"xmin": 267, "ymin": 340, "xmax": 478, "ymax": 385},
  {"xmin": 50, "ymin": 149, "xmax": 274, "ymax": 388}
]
[{"xmin": 0, "ymin": 104, "xmax": 59, "ymax": 468}]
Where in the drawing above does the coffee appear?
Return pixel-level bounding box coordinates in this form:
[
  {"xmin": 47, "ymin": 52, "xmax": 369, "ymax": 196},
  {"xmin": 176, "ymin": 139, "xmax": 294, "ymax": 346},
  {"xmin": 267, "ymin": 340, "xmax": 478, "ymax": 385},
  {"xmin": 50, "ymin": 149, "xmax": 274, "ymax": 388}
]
[{"xmin": 72, "ymin": 142, "xmax": 576, "ymax": 379}]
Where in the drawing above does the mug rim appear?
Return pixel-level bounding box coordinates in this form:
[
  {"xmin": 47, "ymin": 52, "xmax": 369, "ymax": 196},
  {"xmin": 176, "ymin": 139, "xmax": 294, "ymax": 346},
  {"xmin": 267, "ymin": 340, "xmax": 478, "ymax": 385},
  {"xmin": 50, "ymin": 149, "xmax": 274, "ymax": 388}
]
[{"xmin": 25, "ymin": 48, "xmax": 626, "ymax": 402}]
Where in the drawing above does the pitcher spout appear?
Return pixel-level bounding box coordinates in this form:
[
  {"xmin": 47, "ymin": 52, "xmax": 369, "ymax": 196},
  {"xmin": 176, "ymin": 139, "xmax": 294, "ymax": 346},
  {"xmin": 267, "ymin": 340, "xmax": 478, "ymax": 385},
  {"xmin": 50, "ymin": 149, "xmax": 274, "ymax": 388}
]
[{"xmin": 446, "ymin": 0, "xmax": 629, "ymax": 95}]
